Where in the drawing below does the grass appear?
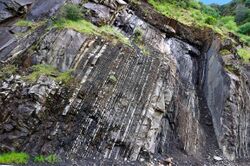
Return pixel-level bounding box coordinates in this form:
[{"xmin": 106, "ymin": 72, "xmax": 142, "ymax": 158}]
[
  {"xmin": 147, "ymin": 0, "xmax": 250, "ymax": 45},
  {"xmin": 24, "ymin": 64, "xmax": 74, "ymax": 84},
  {"xmin": 0, "ymin": 152, "xmax": 29, "ymax": 164},
  {"xmin": 238, "ymin": 48, "xmax": 250, "ymax": 63},
  {"xmin": 0, "ymin": 152, "xmax": 59, "ymax": 165},
  {"xmin": 15, "ymin": 19, "xmax": 46, "ymax": 30},
  {"xmin": 15, "ymin": 20, "xmax": 34, "ymax": 27},
  {"xmin": 53, "ymin": 18, "xmax": 130, "ymax": 46},
  {"xmin": 0, "ymin": 64, "xmax": 17, "ymax": 80},
  {"xmin": 148, "ymin": 0, "xmax": 210, "ymax": 28},
  {"xmin": 34, "ymin": 154, "xmax": 58, "ymax": 164}
]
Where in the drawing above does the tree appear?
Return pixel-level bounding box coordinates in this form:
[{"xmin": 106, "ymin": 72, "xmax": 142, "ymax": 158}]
[
  {"xmin": 245, "ymin": 0, "xmax": 250, "ymax": 7},
  {"xmin": 238, "ymin": 22, "xmax": 250, "ymax": 35},
  {"xmin": 235, "ymin": 5, "xmax": 249, "ymax": 24}
]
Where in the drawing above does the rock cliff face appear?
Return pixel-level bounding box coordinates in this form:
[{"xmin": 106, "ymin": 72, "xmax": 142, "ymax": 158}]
[{"xmin": 0, "ymin": 0, "xmax": 250, "ymax": 165}]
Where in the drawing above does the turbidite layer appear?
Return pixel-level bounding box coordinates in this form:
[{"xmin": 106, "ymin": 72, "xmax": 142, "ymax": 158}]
[{"xmin": 0, "ymin": 0, "xmax": 250, "ymax": 165}]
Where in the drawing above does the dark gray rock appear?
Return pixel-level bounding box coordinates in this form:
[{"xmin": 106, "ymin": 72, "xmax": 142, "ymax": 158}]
[
  {"xmin": 10, "ymin": 26, "xmax": 30, "ymax": 34},
  {"xmin": 0, "ymin": 0, "xmax": 33, "ymax": 23},
  {"xmin": 83, "ymin": 3, "xmax": 112, "ymax": 25},
  {"xmin": 27, "ymin": 0, "xmax": 65, "ymax": 21}
]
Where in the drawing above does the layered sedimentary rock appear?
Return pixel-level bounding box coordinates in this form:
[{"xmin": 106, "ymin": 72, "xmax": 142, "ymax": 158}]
[{"xmin": 0, "ymin": 0, "xmax": 250, "ymax": 165}]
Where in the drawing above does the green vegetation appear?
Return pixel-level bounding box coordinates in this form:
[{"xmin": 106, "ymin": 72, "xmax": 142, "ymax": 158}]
[
  {"xmin": 15, "ymin": 19, "xmax": 46, "ymax": 30},
  {"xmin": 238, "ymin": 48, "xmax": 250, "ymax": 62},
  {"xmin": 132, "ymin": 28, "xmax": 150, "ymax": 56},
  {"xmin": 54, "ymin": 4, "xmax": 130, "ymax": 46},
  {"xmin": 225, "ymin": 64, "xmax": 240, "ymax": 75},
  {"xmin": 0, "ymin": 152, "xmax": 29, "ymax": 164},
  {"xmin": 148, "ymin": 0, "xmax": 219, "ymax": 27},
  {"xmin": 24, "ymin": 64, "xmax": 74, "ymax": 84},
  {"xmin": 147, "ymin": 0, "xmax": 250, "ymax": 45},
  {"xmin": 34, "ymin": 154, "xmax": 58, "ymax": 164},
  {"xmin": 133, "ymin": 28, "xmax": 143, "ymax": 44},
  {"xmin": 218, "ymin": 16, "xmax": 238, "ymax": 32},
  {"xmin": 220, "ymin": 49, "xmax": 232, "ymax": 55},
  {"xmin": 15, "ymin": 20, "xmax": 34, "ymax": 27},
  {"xmin": 54, "ymin": 19, "xmax": 130, "ymax": 45},
  {"xmin": 0, "ymin": 64, "xmax": 17, "ymax": 80},
  {"xmin": 108, "ymin": 75, "xmax": 117, "ymax": 84},
  {"xmin": 60, "ymin": 4, "xmax": 83, "ymax": 21},
  {"xmin": 238, "ymin": 22, "xmax": 250, "ymax": 35},
  {"xmin": 205, "ymin": 16, "xmax": 217, "ymax": 25},
  {"xmin": 0, "ymin": 152, "xmax": 59, "ymax": 165}
]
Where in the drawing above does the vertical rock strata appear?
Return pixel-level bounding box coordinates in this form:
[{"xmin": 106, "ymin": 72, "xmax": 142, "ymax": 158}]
[{"xmin": 0, "ymin": 0, "xmax": 250, "ymax": 164}]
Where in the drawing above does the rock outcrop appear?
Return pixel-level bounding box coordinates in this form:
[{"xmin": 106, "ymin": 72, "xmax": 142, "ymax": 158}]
[{"xmin": 0, "ymin": 0, "xmax": 250, "ymax": 165}]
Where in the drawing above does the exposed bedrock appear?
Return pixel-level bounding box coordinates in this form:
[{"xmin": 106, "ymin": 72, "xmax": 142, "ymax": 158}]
[{"xmin": 0, "ymin": 0, "xmax": 250, "ymax": 165}]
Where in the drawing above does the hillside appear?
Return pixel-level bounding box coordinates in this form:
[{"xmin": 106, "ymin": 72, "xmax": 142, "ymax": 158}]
[
  {"xmin": 0, "ymin": 0, "xmax": 250, "ymax": 166},
  {"xmin": 148, "ymin": 0, "xmax": 250, "ymax": 62}
]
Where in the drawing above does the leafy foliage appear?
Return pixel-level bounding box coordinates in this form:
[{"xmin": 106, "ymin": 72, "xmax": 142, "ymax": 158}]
[
  {"xmin": 238, "ymin": 22, "xmax": 250, "ymax": 35},
  {"xmin": 205, "ymin": 16, "xmax": 217, "ymax": 25},
  {"xmin": 235, "ymin": 5, "xmax": 250, "ymax": 24},
  {"xmin": 148, "ymin": 0, "xmax": 250, "ymax": 45},
  {"xmin": 200, "ymin": 4, "xmax": 220, "ymax": 18},
  {"xmin": 60, "ymin": 4, "xmax": 83, "ymax": 21},
  {"xmin": 238, "ymin": 48, "xmax": 250, "ymax": 62},
  {"xmin": 218, "ymin": 16, "xmax": 238, "ymax": 31},
  {"xmin": 246, "ymin": 0, "xmax": 250, "ymax": 7}
]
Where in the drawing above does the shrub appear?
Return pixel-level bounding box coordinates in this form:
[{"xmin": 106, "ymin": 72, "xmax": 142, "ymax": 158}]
[
  {"xmin": 201, "ymin": 4, "xmax": 220, "ymax": 18},
  {"xmin": 133, "ymin": 28, "xmax": 143, "ymax": 44},
  {"xmin": 246, "ymin": 0, "xmax": 250, "ymax": 7},
  {"xmin": 188, "ymin": 0, "xmax": 201, "ymax": 9},
  {"xmin": 205, "ymin": 16, "xmax": 217, "ymax": 25},
  {"xmin": 238, "ymin": 48, "xmax": 250, "ymax": 63},
  {"xmin": 0, "ymin": 152, "xmax": 29, "ymax": 164},
  {"xmin": 218, "ymin": 16, "xmax": 238, "ymax": 32},
  {"xmin": 60, "ymin": 4, "xmax": 83, "ymax": 21},
  {"xmin": 238, "ymin": 22, "xmax": 250, "ymax": 35},
  {"xmin": 235, "ymin": 5, "xmax": 249, "ymax": 24},
  {"xmin": 220, "ymin": 49, "xmax": 231, "ymax": 56}
]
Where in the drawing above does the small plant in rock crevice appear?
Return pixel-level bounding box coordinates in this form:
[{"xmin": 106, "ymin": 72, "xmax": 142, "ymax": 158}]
[
  {"xmin": 34, "ymin": 154, "xmax": 59, "ymax": 164},
  {"xmin": 0, "ymin": 64, "xmax": 17, "ymax": 80},
  {"xmin": 109, "ymin": 75, "xmax": 117, "ymax": 84},
  {"xmin": 24, "ymin": 64, "xmax": 74, "ymax": 85},
  {"xmin": 132, "ymin": 28, "xmax": 150, "ymax": 56},
  {"xmin": 60, "ymin": 4, "xmax": 83, "ymax": 21}
]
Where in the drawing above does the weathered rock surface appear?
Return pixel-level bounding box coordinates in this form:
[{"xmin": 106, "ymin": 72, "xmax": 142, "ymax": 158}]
[{"xmin": 0, "ymin": 0, "xmax": 250, "ymax": 166}]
